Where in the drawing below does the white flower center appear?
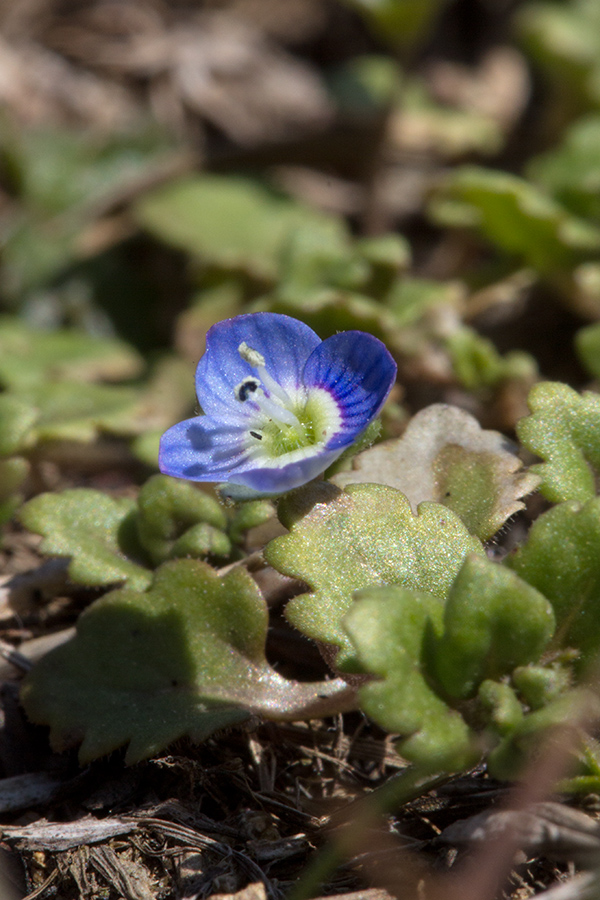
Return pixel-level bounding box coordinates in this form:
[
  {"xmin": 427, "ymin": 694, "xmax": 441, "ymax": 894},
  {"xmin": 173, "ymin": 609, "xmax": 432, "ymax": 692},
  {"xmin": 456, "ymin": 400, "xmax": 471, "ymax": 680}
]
[{"xmin": 234, "ymin": 342, "xmax": 341, "ymax": 460}]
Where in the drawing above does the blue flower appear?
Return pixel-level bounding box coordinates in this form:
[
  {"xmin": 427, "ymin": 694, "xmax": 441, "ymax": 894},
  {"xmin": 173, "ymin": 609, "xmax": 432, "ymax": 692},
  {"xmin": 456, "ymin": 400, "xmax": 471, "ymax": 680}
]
[{"xmin": 159, "ymin": 312, "xmax": 397, "ymax": 500}]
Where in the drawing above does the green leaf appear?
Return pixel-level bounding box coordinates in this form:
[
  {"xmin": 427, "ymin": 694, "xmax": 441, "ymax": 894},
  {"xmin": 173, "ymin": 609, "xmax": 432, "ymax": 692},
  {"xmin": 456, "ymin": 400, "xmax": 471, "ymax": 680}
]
[
  {"xmin": 386, "ymin": 276, "xmax": 465, "ymax": 328},
  {"xmin": 256, "ymin": 288, "xmax": 400, "ymax": 351},
  {"xmin": 333, "ymin": 404, "xmax": 539, "ymax": 541},
  {"xmin": 343, "ymin": 585, "xmax": 477, "ymax": 772},
  {"xmin": 516, "ymin": 382, "xmax": 600, "ymax": 503},
  {"xmin": 329, "ymin": 54, "xmax": 401, "ymax": 113},
  {"xmin": 487, "ymin": 690, "xmax": 598, "ymax": 780},
  {"xmin": 476, "ymin": 680, "xmax": 524, "ymax": 737},
  {"xmin": 21, "ymin": 559, "xmax": 353, "ymax": 763},
  {"xmin": 512, "ymin": 663, "xmax": 573, "ymax": 710},
  {"xmin": 0, "ymin": 318, "xmax": 143, "ymax": 390},
  {"xmin": 228, "ymin": 500, "xmax": 275, "ymax": 546},
  {"xmin": 265, "ymin": 483, "xmax": 483, "ymax": 669},
  {"xmin": 19, "ymin": 489, "xmax": 151, "ymax": 590},
  {"xmin": 529, "ymin": 114, "xmax": 600, "ymax": 222},
  {"xmin": 434, "ymin": 555, "xmax": 555, "ymax": 699},
  {"xmin": 0, "ymin": 395, "xmax": 37, "ymax": 457},
  {"xmin": 429, "ymin": 166, "xmax": 600, "ymax": 274},
  {"xmin": 134, "ymin": 175, "xmax": 349, "ymax": 284},
  {"xmin": 0, "ymin": 457, "xmax": 29, "ymax": 526},
  {"xmin": 339, "ymin": 0, "xmax": 449, "ymax": 49},
  {"xmin": 0, "ymin": 123, "xmax": 174, "ymax": 297},
  {"xmin": 135, "ymin": 475, "xmax": 229, "ymax": 566},
  {"xmin": 397, "ymin": 78, "xmax": 504, "ymax": 158},
  {"xmin": 446, "ymin": 327, "xmax": 537, "ymax": 391},
  {"xmin": 575, "ymin": 321, "xmax": 600, "ymax": 379},
  {"xmin": 509, "ymin": 497, "xmax": 600, "ymax": 666},
  {"xmin": 518, "ymin": 0, "xmax": 600, "ymax": 108},
  {"xmin": 19, "ymin": 381, "xmax": 144, "ymax": 443}
]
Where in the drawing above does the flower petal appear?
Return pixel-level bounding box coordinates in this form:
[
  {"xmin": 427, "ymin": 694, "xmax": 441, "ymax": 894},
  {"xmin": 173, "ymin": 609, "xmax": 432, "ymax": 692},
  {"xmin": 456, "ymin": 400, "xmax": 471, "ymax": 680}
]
[
  {"xmin": 196, "ymin": 312, "xmax": 321, "ymax": 416},
  {"xmin": 220, "ymin": 446, "xmax": 345, "ymax": 500},
  {"xmin": 160, "ymin": 414, "xmax": 345, "ymax": 499},
  {"xmin": 159, "ymin": 415, "xmax": 252, "ymax": 481},
  {"xmin": 302, "ymin": 331, "xmax": 397, "ymax": 450}
]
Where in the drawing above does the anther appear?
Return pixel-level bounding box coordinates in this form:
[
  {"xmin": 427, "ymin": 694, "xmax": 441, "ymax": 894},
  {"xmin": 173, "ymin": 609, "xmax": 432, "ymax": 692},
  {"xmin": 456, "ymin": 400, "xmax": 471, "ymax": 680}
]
[
  {"xmin": 238, "ymin": 342, "xmax": 265, "ymax": 369},
  {"xmin": 235, "ymin": 376, "xmax": 260, "ymax": 402}
]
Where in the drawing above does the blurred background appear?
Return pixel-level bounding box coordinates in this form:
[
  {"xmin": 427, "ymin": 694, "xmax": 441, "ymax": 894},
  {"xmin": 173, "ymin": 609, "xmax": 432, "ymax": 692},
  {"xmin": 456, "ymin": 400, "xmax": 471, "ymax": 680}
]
[{"xmin": 1, "ymin": 0, "xmax": 600, "ymax": 476}]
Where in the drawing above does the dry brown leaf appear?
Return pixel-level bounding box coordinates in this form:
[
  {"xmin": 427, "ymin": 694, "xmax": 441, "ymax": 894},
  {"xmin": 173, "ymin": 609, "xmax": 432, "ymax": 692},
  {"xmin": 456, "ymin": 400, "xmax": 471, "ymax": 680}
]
[{"xmin": 333, "ymin": 404, "xmax": 539, "ymax": 540}]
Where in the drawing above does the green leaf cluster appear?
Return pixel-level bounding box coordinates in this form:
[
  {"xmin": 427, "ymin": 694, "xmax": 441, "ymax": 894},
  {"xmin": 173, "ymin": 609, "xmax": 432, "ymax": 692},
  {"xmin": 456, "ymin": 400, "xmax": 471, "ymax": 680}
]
[
  {"xmin": 344, "ymin": 554, "xmax": 555, "ymax": 773},
  {"xmin": 19, "ymin": 475, "xmax": 273, "ymax": 588},
  {"xmin": 265, "ymin": 481, "xmax": 580, "ymax": 776}
]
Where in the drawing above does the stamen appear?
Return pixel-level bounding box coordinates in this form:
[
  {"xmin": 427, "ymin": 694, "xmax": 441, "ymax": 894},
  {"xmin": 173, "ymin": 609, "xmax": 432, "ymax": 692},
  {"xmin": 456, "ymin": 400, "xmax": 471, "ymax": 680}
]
[
  {"xmin": 238, "ymin": 342, "xmax": 265, "ymax": 369},
  {"xmin": 237, "ymin": 340, "xmax": 301, "ymax": 427},
  {"xmin": 255, "ymin": 364, "xmax": 293, "ymax": 406},
  {"xmin": 235, "ymin": 376, "xmax": 260, "ymax": 402}
]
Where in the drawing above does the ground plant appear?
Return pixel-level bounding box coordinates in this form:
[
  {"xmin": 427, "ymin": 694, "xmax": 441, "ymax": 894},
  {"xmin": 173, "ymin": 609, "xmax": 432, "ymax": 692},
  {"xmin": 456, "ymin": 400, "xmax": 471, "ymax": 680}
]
[{"xmin": 3, "ymin": 2, "xmax": 600, "ymax": 899}]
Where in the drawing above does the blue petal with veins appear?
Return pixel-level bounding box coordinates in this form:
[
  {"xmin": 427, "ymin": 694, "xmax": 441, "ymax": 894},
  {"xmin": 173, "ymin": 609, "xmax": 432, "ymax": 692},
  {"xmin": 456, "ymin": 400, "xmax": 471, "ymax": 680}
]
[{"xmin": 159, "ymin": 312, "xmax": 396, "ymax": 500}]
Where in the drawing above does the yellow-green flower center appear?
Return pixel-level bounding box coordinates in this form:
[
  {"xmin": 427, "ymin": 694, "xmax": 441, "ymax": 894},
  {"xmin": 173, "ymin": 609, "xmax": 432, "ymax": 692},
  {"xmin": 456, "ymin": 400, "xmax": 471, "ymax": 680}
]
[
  {"xmin": 235, "ymin": 342, "xmax": 341, "ymax": 462},
  {"xmin": 258, "ymin": 390, "xmax": 339, "ymax": 458}
]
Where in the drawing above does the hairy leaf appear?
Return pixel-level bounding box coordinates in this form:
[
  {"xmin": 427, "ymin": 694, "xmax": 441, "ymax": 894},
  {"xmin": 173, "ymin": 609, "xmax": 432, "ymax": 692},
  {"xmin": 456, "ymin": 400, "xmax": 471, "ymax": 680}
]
[
  {"xmin": 135, "ymin": 475, "xmax": 229, "ymax": 566},
  {"xmin": 21, "ymin": 559, "xmax": 353, "ymax": 763},
  {"xmin": 19, "ymin": 490, "xmax": 151, "ymax": 590},
  {"xmin": 509, "ymin": 498, "xmax": 600, "ymax": 666},
  {"xmin": 434, "ymin": 555, "xmax": 555, "ymax": 699},
  {"xmin": 334, "ymin": 404, "xmax": 539, "ymax": 540},
  {"xmin": 266, "ymin": 483, "xmax": 483, "ymax": 669},
  {"xmin": 344, "ymin": 584, "xmax": 477, "ymax": 772},
  {"xmin": 516, "ymin": 382, "xmax": 600, "ymax": 503}
]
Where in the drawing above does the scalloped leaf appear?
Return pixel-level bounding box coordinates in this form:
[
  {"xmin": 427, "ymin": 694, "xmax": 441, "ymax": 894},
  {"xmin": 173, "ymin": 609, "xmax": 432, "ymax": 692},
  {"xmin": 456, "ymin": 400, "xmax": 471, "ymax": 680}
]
[
  {"xmin": 0, "ymin": 318, "xmax": 143, "ymax": 390},
  {"xmin": 342, "ymin": 560, "xmax": 565, "ymax": 776},
  {"xmin": 516, "ymin": 382, "xmax": 600, "ymax": 503},
  {"xmin": 509, "ymin": 497, "xmax": 600, "ymax": 666},
  {"xmin": 334, "ymin": 404, "xmax": 539, "ymax": 540},
  {"xmin": 343, "ymin": 585, "xmax": 477, "ymax": 772},
  {"xmin": 19, "ymin": 490, "xmax": 151, "ymax": 590},
  {"xmin": 135, "ymin": 475, "xmax": 229, "ymax": 566},
  {"xmin": 434, "ymin": 555, "xmax": 555, "ymax": 699},
  {"xmin": 429, "ymin": 165, "xmax": 600, "ymax": 274},
  {"xmin": 265, "ymin": 483, "xmax": 483, "ymax": 669},
  {"xmin": 21, "ymin": 559, "xmax": 353, "ymax": 763},
  {"xmin": 19, "ymin": 478, "xmax": 243, "ymax": 587}
]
